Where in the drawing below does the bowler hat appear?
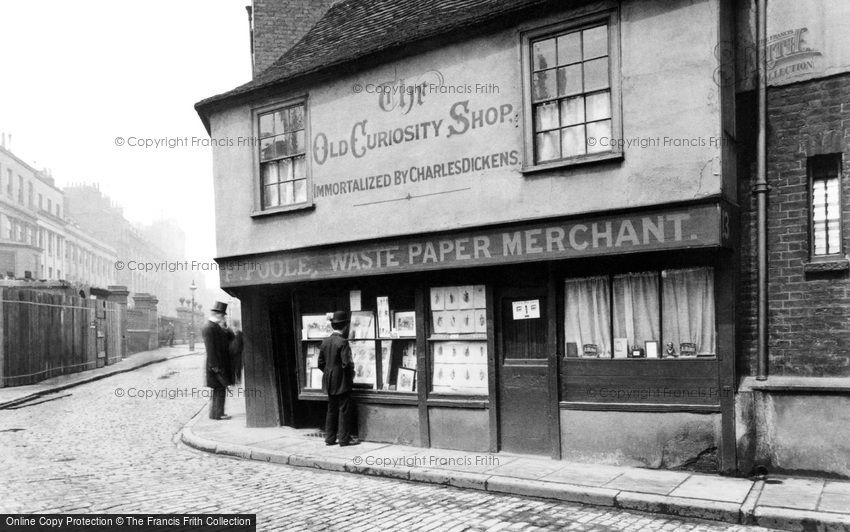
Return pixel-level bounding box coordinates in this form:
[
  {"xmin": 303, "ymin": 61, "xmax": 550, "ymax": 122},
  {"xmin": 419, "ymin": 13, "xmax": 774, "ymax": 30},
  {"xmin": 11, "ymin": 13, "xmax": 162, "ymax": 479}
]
[
  {"xmin": 331, "ymin": 310, "xmax": 350, "ymax": 324},
  {"xmin": 211, "ymin": 301, "xmax": 228, "ymax": 314}
]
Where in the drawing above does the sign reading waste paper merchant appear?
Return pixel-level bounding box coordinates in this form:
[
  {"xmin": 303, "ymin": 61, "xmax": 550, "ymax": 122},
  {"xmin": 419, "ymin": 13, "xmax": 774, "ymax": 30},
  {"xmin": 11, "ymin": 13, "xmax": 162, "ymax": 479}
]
[{"xmin": 219, "ymin": 203, "xmax": 731, "ymax": 287}]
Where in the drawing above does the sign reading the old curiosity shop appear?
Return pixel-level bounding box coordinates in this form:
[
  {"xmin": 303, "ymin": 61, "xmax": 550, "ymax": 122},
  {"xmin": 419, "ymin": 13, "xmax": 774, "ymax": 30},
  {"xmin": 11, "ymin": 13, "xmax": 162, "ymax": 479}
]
[{"xmin": 219, "ymin": 203, "xmax": 730, "ymax": 287}]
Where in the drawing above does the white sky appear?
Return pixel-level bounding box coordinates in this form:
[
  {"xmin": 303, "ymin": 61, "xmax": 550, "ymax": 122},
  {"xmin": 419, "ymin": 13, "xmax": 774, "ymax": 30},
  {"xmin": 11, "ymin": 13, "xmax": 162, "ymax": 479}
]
[{"xmin": 0, "ymin": 0, "xmax": 251, "ymax": 291}]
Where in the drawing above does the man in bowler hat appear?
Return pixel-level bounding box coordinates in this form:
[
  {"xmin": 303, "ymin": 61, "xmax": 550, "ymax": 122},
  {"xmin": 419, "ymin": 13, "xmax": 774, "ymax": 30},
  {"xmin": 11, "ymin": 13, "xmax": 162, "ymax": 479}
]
[
  {"xmin": 318, "ymin": 311, "xmax": 359, "ymax": 446},
  {"xmin": 202, "ymin": 301, "xmax": 232, "ymax": 420}
]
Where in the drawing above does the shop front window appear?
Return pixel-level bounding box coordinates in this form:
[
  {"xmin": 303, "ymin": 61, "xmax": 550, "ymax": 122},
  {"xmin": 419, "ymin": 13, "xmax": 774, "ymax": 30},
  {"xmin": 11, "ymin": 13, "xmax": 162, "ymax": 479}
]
[
  {"xmin": 300, "ymin": 289, "xmax": 416, "ymax": 393},
  {"xmin": 564, "ymin": 267, "xmax": 715, "ymax": 359},
  {"xmin": 429, "ymin": 285, "xmax": 489, "ymax": 395}
]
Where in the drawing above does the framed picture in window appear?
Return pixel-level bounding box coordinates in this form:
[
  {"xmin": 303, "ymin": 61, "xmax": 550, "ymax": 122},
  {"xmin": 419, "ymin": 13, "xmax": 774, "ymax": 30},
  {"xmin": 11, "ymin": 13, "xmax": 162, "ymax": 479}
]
[
  {"xmin": 473, "ymin": 285, "xmax": 487, "ymax": 308},
  {"xmin": 393, "ymin": 311, "xmax": 416, "ymax": 337},
  {"xmin": 582, "ymin": 344, "xmax": 599, "ymax": 358},
  {"xmin": 679, "ymin": 343, "xmax": 697, "ymax": 357},
  {"xmin": 613, "ymin": 337, "xmax": 628, "ymax": 358},
  {"xmin": 458, "ymin": 285, "xmax": 474, "ymax": 309},
  {"xmin": 430, "ymin": 287, "xmax": 445, "ymax": 310},
  {"xmin": 302, "ymin": 315, "xmax": 332, "ymax": 339},
  {"xmin": 397, "ymin": 367, "xmax": 416, "ymax": 392},
  {"xmin": 645, "ymin": 341, "xmax": 659, "ymax": 359},
  {"xmin": 309, "ymin": 367, "xmax": 323, "ymax": 389},
  {"xmin": 473, "ymin": 309, "xmax": 487, "ymax": 333},
  {"xmin": 349, "ymin": 311, "xmax": 375, "ymax": 340},
  {"xmin": 444, "ymin": 287, "xmax": 460, "ymax": 309}
]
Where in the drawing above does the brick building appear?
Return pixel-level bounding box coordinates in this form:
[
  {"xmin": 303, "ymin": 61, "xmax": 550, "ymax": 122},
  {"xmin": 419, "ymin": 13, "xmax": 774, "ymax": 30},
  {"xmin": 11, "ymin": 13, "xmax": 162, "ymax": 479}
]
[{"xmin": 735, "ymin": 0, "xmax": 850, "ymax": 477}]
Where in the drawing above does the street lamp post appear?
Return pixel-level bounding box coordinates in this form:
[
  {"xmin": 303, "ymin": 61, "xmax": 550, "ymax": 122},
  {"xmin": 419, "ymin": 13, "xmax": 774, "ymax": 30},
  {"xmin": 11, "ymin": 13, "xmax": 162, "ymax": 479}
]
[{"xmin": 189, "ymin": 280, "xmax": 197, "ymax": 352}]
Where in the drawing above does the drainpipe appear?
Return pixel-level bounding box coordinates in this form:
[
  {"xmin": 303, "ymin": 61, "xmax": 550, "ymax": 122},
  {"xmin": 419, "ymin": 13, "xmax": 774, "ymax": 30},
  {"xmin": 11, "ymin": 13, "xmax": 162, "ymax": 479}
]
[
  {"xmin": 755, "ymin": 0, "xmax": 769, "ymax": 380},
  {"xmin": 246, "ymin": 5, "xmax": 255, "ymax": 75}
]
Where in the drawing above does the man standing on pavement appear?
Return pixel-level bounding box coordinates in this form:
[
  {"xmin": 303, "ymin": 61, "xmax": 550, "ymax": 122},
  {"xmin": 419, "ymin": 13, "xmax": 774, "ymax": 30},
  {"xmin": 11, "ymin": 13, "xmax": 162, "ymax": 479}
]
[
  {"xmin": 202, "ymin": 301, "xmax": 232, "ymax": 420},
  {"xmin": 318, "ymin": 311, "xmax": 359, "ymax": 446}
]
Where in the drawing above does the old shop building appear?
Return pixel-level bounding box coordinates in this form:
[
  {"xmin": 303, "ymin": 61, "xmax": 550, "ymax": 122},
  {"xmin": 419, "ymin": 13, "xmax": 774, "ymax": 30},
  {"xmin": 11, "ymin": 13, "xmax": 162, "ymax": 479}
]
[{"xmin": 197, "ymin": 0, "xmax": 743, "ymax": 472}]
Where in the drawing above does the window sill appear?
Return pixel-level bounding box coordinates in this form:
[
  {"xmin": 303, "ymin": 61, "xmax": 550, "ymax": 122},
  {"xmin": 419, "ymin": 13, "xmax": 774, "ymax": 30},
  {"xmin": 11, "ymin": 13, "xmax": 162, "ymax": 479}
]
[
  {"xmin": 739, "ymin": 376, "xmax": 850, "ymax": 393},
  {"xmin": 251, "ymin": 202, "xmax": 315, "ymax": 218},
  {"xmin": 522, "ymin": 150, "xmax": 623, "ymax": 174},
  {"xmin": 803, "ymin": 258, "xmax": 849, "ymax": 273}
]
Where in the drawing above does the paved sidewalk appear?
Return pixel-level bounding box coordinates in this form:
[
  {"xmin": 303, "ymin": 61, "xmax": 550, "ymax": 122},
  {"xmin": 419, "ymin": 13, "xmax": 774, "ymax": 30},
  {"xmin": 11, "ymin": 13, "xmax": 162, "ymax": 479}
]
[
  {"xmin": 0, "ymin": 344, "xmax": 203, "ymax": 409},
  {"xmin": 182, "ymin": 399, "xmax": 850, "ymax": 531}
]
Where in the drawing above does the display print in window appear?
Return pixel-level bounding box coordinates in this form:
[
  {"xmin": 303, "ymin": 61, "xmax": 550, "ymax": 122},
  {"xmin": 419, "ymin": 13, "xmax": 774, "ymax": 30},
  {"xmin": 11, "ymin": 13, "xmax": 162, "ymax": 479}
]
[
  {"xmin": 430, "ymin": 285, "xmax": 489, "ymax": 395},
  {"xmin": 351, "ymin": 341, "xmax": 376, "ymax": 388}
]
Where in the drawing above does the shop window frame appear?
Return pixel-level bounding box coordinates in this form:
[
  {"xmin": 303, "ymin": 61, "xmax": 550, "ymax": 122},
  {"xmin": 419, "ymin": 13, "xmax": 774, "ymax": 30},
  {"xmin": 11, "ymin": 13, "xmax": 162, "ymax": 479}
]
[
  {"xmin": 250, "ymin": 95, "xmax": 315, "ymax": 217},
  {"xmin": 561, "ymin": 267, "xmax": 718, "ymax": 361},
  {"xmin": 293, "ymin": 284, "xmax": 421, "ymax": 404},
  {"xmin": 520, "ymin": 9, "xmax": 623, "ymax": 174}
]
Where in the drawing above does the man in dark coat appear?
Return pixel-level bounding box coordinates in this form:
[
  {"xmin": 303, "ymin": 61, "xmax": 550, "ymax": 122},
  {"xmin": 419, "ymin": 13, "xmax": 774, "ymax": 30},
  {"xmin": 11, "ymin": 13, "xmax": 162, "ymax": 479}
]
[
  {"xmin": 318, "ymin": 311, "xmax": 359, "ymax": 446},
  {"xmin": 202, "ymin": 301, "xmax": 231, "ymax": 420}
]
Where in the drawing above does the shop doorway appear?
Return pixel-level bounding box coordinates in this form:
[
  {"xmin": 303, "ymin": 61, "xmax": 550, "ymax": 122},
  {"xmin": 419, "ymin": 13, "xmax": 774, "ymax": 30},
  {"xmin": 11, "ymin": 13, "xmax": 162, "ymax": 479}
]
[{"xmin": 496, "ymin": 286, "xmax": 549, "ymax": 455}]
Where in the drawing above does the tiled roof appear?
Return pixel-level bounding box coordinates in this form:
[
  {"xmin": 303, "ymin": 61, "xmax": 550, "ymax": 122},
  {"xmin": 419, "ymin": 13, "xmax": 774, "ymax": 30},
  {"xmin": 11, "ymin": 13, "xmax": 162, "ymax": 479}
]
[{"xmin": 195, "ymin": 0, "xmax": 555, "ymax": 122}]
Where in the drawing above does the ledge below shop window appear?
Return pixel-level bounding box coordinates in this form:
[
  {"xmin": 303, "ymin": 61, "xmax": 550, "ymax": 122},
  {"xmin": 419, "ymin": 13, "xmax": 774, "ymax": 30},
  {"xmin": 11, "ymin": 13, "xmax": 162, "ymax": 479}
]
[
  {"xmin": 298, "ymin": 390, "xmax": 419, "ymax": 406},
  {"xmin": 251, "ymin": 202, "xmax": 315, "ymax": 218},
  {"xmin": 739, "ymin": 376, "xmax": 850, "ymax": 393},
  {"xmin": 802, "ymin": 258, "xmax": 849, "ymax": 273}
]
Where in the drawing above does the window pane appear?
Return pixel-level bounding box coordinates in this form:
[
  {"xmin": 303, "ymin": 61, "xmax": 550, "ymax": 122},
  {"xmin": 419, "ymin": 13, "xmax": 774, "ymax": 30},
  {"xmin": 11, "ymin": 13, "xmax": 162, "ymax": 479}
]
[
  {"xmin": 291, "ymin": 130, "xmax": 305, "ymax": 155},
  {"xmin": 557, "ymin": 32, "xmax": 581, "ymax": 65},
  {"xmin": 662, "ymin": 268, "xmax": 715, "ymax": 356},
  {"xmin": 273, "ymin": 134, "xmax": 288, "ymax": 158},
  {"xmin": 613, "ymin": 272, "xmax": 660, "ymax": 352},
  {"xmin": 586, "ymin": 120, "xmax": 611, "ymax": 153},
  {"xmin": 585, "ymin": 91, "xmax": 611, "ymax": 121},
  {"xmin": 292, "ymin": 155, "xmax": 306, "ymax": 179},
  {"xmin": 584, "ymin": 57, "xmax": 609, "ymax": 91},
  {"xmin": 557, "ymin": 64, "xmax": 583, "ymax": 97},
  {"xmin": 261, "ymin": 161, "xmax": 279, "ymax": 185},
  {"xmin": 279, "ymin": 157, "xmax": 293, "ymax": 181},
  {"xmin": 561, "ymin": 125, "xmax": 586, "ymax": 157},
  {"xmin": 293, "ymin": 179, "xmax": 307, "ymax": 204},
  {"xmin": 535, "ymin": 102, "xmax": 559, "ymax": 131},
  {"xmin": 263, "ymin": 184, "xmax": 279, "ymax": 208},
  {"xmin": 560, "ymin": 96, "xmax": 584, "ymax": 126},
  {"xmin": 259, "ymin": 113, "xmax": 275, "ymax": 138},
  {"xmin": 275, "ymin": 109, "xmax": 289, "ymax": 133},
  {"xmin": 532, "ymin": 70, "xmax": 557, "ymax": 101},
  {"xmin": 535, "ymin": 130, "xmax": 560, "ymax": 162},
  {"xmin": 532, "ymin": 38, "xmax": 556, "ymax": 70},
  {"xmin": 583, "ymin": 25, "xmax": 608, "ymax": 59},
  {"xmin": 564, "ymin": 276, "xmax": 612, "ymax": 358},
  {"xmin": 260, "ymin": 137, "xmax": 275, "ymax": 161},
  {"xmin": 281, "ymin": 180, "xmax": 295, "ymax": 205},
  {"xmin": 290, "ymin": 105, "xmax": 305, "ymax": 130}
]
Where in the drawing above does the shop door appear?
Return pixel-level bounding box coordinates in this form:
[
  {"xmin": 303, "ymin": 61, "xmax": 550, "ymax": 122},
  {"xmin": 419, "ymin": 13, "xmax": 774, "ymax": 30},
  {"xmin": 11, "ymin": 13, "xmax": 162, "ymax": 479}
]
[{"xmin": 497, "ymin": 287, "xmax": 549, "ymax": 455}]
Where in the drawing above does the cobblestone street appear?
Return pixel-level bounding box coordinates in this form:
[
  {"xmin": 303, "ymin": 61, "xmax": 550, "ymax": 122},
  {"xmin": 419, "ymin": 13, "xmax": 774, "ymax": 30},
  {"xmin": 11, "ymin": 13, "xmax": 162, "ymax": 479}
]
[{"xmin": 0, "ymin": 355, "xmax": 775, "ymax": 532}]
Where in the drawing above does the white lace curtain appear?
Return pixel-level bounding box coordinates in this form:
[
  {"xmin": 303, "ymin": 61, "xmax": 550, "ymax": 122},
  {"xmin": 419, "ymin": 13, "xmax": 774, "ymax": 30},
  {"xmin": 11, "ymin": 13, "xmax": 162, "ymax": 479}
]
[
  {"xmin": 564, "ymin": 276, "xmax": 611, "ymax": 357},
  {"xmin": 564, "ymin": 268, "xmax": 716, "ymax": 357},
  {"xmin": 613, "ymin": 271, "xmax": 660, "ymax": 349},
  {"xmin": 662, "ymin": 267, "xmax": 715, "ymax": 355}
]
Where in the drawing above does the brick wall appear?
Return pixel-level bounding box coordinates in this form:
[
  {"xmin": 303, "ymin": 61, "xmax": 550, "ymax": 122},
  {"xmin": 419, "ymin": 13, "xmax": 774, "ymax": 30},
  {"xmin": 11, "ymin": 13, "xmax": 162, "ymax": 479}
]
[
  {"xmin": 739, "ymin": 72, "xmax": 850, "ymax": 378},
  {"xmin": 252, "ymin": 0, "xmax": 336, "ymax": 76}
]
